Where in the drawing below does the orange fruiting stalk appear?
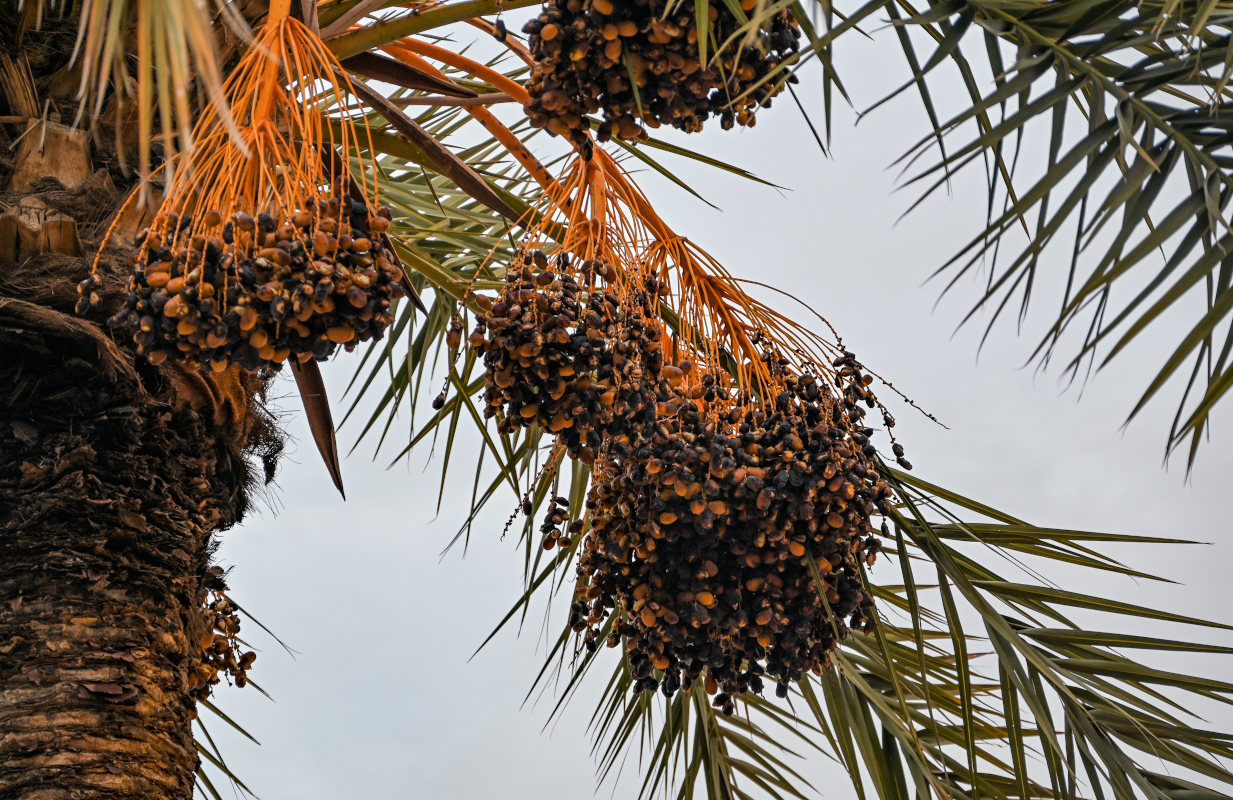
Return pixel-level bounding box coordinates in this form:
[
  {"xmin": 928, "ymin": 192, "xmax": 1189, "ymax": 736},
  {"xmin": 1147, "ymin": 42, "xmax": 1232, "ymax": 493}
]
[
  {"xmin": 384, "ymin": 35, "xmax": 911, "ymax": 417},
  {"xmin": 92, "ymin": 5, "xmax": 412, "ymax": 377},
  {"xmin": 138, "ymin": 7, "xmax": 379, "ymax": 258},
  {"xmin": 383, "ymin": 35, "xmax": 846, "ymax": 400},
  {"xmin": 381, "ymin": 39, "xmax": 559, "ymax": 194},
  {"xmin": 516, "ymin": 147, "xmax": 846, "ymax": 404}
]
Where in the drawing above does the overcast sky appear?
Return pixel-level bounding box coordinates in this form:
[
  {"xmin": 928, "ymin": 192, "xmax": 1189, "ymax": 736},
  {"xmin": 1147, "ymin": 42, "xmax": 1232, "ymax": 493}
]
[{"xmin": 202, "ymin": 18, "xmax": 1233, "ymax": 799}]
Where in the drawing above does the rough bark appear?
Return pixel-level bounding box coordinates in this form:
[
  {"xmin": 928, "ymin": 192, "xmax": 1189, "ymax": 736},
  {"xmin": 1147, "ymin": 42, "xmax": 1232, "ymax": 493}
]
[
  {"xmin": 0, "ymin": 9, "xmax": 282, "ymax": 797},
  {"xmin": 0, "ymin": 300, "xmax": 245, "ymax": 799}
]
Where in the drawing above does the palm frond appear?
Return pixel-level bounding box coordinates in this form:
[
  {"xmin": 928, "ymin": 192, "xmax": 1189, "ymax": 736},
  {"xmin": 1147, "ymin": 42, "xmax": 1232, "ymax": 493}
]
[
  {"xmin": 195, "ymin": 704, "xmax": 260, "ymax": 800},
  {"xmin": 787, "ymin": 0, "xmax": 1233, "ymax": 465},
  {"xmin": 332, "ymin": 30, "xmax": 1233, "ymax": 795},
  {"xmin": 327, "ymin": 0, "xmax": 546, "ymax": 60},
  {"xmin": 356, "ymin": 164, "xmax": 1233, "ymax": 800},
  {"xmin": 492, "ymin": 460, "xmax": 1233, "ymax": 800},
  {"xmin": 94, "ymin": 3, "xmax": 1231, "ymax": 796}
]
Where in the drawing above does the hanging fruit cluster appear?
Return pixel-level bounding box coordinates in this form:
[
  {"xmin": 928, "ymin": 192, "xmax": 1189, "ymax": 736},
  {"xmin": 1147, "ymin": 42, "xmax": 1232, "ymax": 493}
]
[
  {"xmin": 567, "ymin": 353, "xmax": 892, "ymax": 708},
  {"xmin": 188, "ymin": 585, "xmax": 257, "ymax": 703},
  {"xmin": 523, "ymin": 0, "xmax": 801, "ymax": 150},
  {"xmin": 101, "ymin": 198, "xmax": 406, "ymax": 373},
  {"xmin": 466, "ymin": 236, "xmax": 904, "ymax": 705},
  {"xmin": 471, "ymin": 249, "xmax": 666, "ymax": 463},
  {"xmin": 541, "ymin": 494, "xmax": 586, "ymax": 549}
]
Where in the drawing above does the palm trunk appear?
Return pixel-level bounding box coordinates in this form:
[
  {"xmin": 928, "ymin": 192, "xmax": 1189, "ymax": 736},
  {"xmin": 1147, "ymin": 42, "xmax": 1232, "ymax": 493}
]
[
  {"xmin": 0, "ymin": 218, "xmax": 268, "ymax": 799},
  {"xmin": 0, "ymin": 15, "xmax": 277, "ymax": 795},
  {"xmin": 0, "ymin": 302, "xmax": 241, "ymax": 798}
]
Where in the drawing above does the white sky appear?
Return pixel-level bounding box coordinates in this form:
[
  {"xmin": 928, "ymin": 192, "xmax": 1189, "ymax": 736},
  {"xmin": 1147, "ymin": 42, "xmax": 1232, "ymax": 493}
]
[{"xmin": 202, "ymin": 16, "xmax": 1233, "ymax": 799}]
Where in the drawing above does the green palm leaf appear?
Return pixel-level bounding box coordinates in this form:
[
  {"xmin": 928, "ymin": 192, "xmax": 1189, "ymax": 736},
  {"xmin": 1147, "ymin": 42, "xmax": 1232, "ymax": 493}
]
[
  {"xmin": 356, "ymin": 189, "xmax": 1233, "ymax": 800},
  {"xmin": 780, "ymin": 0, "xmax": 1233, "ymax": 464}
]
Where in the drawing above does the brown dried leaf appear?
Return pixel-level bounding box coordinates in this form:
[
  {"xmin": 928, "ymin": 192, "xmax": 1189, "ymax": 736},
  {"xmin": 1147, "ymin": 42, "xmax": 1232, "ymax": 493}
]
[
  {"xmin": 79, "ymin": 682, "xmax": 140, "ymax": 702},
  {"xmin": 116, "ymin": 509, "xmax": 149, "ymax": 533},
  {"xmin": 291, "ymin": 359, "xmax": 345, "ymax": 499},
  {"xmin": 342, "ymin": 52, "xmax": 477, "ymax": 98},
  {"xmin": 347, "ymin": 77, "xmax": 520, "ymax": 223}
]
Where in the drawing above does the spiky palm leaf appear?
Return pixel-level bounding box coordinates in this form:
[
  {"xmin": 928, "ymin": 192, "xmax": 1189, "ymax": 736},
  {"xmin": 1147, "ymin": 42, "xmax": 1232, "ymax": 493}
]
[
  {"xmin": 346, "ymin": 164, "xmax": 1233, "ymax": 800},
  {"xmin": 354, "ymin": 284, "xmax": 1233, "ymax": 799},
  {"xmin": 781, "ymin": 0, "xmax": 1233, "ymax": 465}
]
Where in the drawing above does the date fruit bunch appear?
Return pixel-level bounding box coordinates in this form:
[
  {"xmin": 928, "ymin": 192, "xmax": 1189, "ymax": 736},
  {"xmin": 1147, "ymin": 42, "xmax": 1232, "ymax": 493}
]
[
  {"xmin": 101, "ymin": 197, "xmax": 405, "ymax": 372},
  {"xmin": 523, "ymin": 0, "xmax": 800, "ymax": 151}
]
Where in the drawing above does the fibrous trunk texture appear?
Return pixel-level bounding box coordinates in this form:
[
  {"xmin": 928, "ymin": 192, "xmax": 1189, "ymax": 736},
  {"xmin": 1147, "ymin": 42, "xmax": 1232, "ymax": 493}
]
[
  {"xmin": 0, "ymin": 301, "xmax": 248, "ymax": 799},
  {"xmin": 0, "ymin": 8, "xmax": 281, "ymax": 797}
]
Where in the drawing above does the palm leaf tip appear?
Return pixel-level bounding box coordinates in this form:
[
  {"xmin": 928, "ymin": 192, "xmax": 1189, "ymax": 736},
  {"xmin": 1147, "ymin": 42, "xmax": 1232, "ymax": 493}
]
[
  {"xmin": 856, "ymin": 0, "xmax": 1233, "ymax": 464},
  {"xmin": 291, "ymin": 359, "xmax": 346, "ymax": 498}
]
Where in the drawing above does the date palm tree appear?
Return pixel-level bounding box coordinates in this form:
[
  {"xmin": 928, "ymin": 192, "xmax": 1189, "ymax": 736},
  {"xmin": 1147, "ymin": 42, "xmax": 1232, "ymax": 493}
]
[{"xmin": 0, "ymin": 1, "xmax": 1231, "ymax": 799}]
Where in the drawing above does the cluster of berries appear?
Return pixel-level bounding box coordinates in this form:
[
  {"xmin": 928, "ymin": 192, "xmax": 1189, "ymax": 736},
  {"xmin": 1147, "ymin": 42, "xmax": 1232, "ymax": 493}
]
[
  {"xmin": 97, "ymin": 199, "xmax": 405, "ymax": 372},
  {"xmin": 523, "ymin": 0, "xmax": 800, "ymax": 151}
]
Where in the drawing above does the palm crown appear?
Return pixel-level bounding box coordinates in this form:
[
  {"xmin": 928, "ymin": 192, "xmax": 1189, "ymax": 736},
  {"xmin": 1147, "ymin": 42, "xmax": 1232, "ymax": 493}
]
[{"xmin": 6, "ymin": 1, "xmax": 1233, "ymax": 798}]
